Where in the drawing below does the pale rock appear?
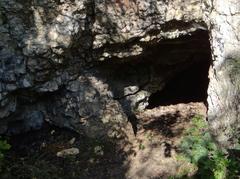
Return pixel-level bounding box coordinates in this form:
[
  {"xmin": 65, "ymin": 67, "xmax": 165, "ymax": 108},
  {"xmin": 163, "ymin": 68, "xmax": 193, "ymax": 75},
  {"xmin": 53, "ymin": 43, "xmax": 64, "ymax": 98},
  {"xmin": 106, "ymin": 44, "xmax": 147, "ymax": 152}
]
[{"xmin": 56, "ymin": 148, "xmax": 80, "ymax": 157}]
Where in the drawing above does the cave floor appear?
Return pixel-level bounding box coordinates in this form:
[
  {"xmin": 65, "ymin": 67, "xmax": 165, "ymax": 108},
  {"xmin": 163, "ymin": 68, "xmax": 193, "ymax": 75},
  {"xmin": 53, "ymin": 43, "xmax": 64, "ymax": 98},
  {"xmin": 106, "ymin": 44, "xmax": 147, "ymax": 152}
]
[{"xmin": 1, "ymin": 102, "xmax": 207, "ymax": 179}]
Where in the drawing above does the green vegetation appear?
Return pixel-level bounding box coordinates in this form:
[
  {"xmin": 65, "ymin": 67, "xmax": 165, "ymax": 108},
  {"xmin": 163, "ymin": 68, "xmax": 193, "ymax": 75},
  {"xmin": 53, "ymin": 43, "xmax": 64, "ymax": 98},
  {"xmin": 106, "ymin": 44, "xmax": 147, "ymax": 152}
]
[
  {"xmin": 229, "ymin": 58, "xmax": 240, "ymax": 88},
  {"xmin": 229, "ymin": 58, "xmax": 240, "ymax": 78},
  {"xmin": 138, "ymin": 142, "xmax": 145, "ymax": 150},
  {"xmin": 0, "ymin": 137, "xmax": 10, "ymax": 172},
  {"xmin": 173, "ymin": 115, "xmax": 240, "ymax": 179}
]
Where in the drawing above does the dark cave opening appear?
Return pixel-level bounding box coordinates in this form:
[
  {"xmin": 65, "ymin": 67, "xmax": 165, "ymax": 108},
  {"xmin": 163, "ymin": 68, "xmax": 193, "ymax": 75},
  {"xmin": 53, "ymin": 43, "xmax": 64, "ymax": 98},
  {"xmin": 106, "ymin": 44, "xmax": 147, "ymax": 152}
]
[
  {"xmin": 147, "ymin": 30, "xmax": 212, "ymax": 109},
  {"xmin": 147, "ymin": 59, "xmax": 211, "ymax": 108}
]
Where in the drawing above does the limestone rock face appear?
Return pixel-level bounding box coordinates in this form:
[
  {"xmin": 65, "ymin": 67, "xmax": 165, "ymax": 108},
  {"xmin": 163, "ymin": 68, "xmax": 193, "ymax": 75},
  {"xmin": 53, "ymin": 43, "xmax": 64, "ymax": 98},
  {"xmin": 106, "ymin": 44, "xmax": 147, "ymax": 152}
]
[
  {"xmin": 204, "ymin": 0, "xmax": 240, "ymax": 146},
  {"xmin": 0, "ymin": 0, "xmax": 239, "ymax": 146}
]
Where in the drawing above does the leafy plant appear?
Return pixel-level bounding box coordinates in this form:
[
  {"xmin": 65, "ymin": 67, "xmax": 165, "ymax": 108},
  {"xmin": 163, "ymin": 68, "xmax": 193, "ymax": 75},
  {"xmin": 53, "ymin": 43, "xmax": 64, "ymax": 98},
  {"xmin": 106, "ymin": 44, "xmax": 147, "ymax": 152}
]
[
  {"xmin": 174, "ymin": 115, "xmax": 239, "ymax": 179},
  {"xmin": 0, "ymin": 139, "xmax": 10, "ymax": 158},
  {"xmin": 229, "ymin": 58, "xmax": 240, "ymax": 77},
  {"xmin": 139, "ymin": 143, "xmax": 145, "ymax": 150},
  {"xmin": 0, "ymin": 137, "xmax": 11, "ymax": 172}
]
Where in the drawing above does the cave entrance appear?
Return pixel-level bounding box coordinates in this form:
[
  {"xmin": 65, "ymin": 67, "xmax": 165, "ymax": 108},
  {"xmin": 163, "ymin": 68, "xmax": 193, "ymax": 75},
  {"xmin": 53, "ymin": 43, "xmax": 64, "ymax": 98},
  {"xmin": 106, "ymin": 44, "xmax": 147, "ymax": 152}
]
[{"xmin": 147, "ymin": 30, "xmax": 212, "ymax": 109}]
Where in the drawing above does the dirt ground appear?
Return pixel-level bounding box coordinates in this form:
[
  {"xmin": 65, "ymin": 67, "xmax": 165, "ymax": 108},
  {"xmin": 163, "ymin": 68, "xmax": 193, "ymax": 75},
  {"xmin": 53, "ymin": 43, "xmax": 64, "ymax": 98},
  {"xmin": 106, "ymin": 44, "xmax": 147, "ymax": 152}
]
[{"xmin": 1, "ymin": 102, "xmax": 207, "ymax": 179}]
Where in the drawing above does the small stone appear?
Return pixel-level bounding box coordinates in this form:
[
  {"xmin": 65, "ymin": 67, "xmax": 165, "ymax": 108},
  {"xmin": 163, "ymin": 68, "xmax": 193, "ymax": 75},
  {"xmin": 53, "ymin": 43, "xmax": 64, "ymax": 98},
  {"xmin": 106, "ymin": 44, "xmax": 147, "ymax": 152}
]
[
  {"xmin": 45, "ymin": 118, "xmax": 50, "ymax": 122},
  {"xmin": 67, "ymin": 81, "xmax": 79, "ymax": 92},
  {"xmin": 56, "ymin": 148, "xmax": 79, "ymax": 157},
  {"xmin": 22, "ymin": 78, "xmax": 32, "ymax": 88},
  {"xmin": 41, "ymin": 142, "xmax": 46, "ymax": 148},
  {"xmin": 89, "ymin": 158, "xmax": 95, "ymax": 163},
  {"xmin": 94, "ymin": 146, "xmax": 104, "ymax": 156},
  {"xmin": 6, "ymin": 84, "xmax": 17, "ymax": 91},
  {"xmin": 69, "ymin": 137, "xmax": 76, "ymax": 145}
]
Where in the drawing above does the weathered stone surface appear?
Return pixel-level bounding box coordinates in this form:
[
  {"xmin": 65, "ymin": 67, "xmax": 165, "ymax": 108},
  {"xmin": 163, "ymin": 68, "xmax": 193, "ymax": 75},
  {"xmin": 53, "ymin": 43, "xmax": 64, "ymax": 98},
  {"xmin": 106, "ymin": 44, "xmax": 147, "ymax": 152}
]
[
  {"xmin": 204, "ymin": 0, "xmax": 240, "ymax": 147},
  {"xmin": 0, "ymin": 0, "xmax": 239, "ymax": 146},
  {"xmin": 7, "ymin": 110, "xmax": 44, "ymax": 135},
  {"xmin": 93, "ymin": 0, "xmax": 205, "ymax": 60},
  {"xmin": 56, "ymin": 147, "xmax": 80, "ymax": 157}
]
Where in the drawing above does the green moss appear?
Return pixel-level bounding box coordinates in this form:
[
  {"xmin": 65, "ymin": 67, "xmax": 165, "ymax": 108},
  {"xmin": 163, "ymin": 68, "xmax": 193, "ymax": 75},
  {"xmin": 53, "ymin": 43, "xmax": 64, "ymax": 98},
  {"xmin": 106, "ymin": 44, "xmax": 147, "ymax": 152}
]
[
  {"xmin": 229, "ymin": 58, "xmax": 240, "ymax": 86},
  {"xmin": 230, "ymin": 58, "xmax": 240, "ymax": 75}
]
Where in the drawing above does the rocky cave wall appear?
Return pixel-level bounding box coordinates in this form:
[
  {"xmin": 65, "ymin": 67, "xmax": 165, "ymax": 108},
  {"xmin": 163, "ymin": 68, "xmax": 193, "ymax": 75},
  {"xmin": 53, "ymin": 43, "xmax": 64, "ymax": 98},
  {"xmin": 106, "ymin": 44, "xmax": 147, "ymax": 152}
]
[{"xmin": 0, "ymin": 0, "xmax": 239, "ymax": 146}]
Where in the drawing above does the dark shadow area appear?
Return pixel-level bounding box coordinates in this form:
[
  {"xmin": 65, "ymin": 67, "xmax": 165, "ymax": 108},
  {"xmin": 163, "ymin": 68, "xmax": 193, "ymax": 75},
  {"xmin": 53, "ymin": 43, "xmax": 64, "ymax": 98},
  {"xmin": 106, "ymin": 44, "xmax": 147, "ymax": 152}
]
[
  {"xmin": 1, "ymin": 122, "xmax": 131, "ymax": 179},
  {"xmin": 143, "ymin": 111, "xmax": 181, "ymax": 138},
  {"xmin": 147, "ymin": 59, "xmax": 211, "ymax": 108},
  {"xmin": 163, "ymin": 141, "xmax": 172, "ymax": 157},
  {"xmin": 141, "ymin": 110, "xmax": 197, "ymax": 159},
  {"xmin": 147, "ymin": 32, "xmax": 212, "ymax": 108}
]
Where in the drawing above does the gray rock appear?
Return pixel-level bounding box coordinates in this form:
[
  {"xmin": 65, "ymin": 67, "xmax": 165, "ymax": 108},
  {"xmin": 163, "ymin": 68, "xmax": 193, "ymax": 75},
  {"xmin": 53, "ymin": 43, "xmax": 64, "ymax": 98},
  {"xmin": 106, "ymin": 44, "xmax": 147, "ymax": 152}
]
[
  {"xmin": 0, "ymin": 0, "xmax": 239, "ymax": 148},
  {"xmin": 56, "ymin": 148, "xmax": 80, "ymax": 157},
  {"xmin": 7, "ymin": 110, "xmax": 45, "ymax": 135},
  {"xmin": 22, "ymin": 78, "xmax": 32, "ymax": 88}
]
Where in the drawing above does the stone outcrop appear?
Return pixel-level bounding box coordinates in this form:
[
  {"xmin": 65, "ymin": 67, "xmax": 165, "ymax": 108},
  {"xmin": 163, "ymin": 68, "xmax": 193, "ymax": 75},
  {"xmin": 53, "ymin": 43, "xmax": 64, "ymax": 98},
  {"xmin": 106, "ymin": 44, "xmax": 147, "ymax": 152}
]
[
  {"xmin": 0, "ymin": 0, "xmax": 239, "ymax": 146},
  {"xmin": 204, "ymin": 0, "xmax": 240, "ymax": 146}
]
